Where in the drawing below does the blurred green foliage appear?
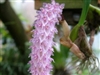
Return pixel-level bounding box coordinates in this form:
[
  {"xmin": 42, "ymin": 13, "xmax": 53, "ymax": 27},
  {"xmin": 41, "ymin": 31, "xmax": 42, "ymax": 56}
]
[
  {"xmin": 0, "ymin": 49, "xmax": 30, "ymax": 75},
  {"xmin": 0, "ymin": 43, "xmax": 30, "ymax": 75},
  {"xmin": 52, "ymin": 44, "xmax": 69, "ymax": 69},
  {"xmin": 0, "ymin": 25, "xmax": 30, "ymax": 75}
]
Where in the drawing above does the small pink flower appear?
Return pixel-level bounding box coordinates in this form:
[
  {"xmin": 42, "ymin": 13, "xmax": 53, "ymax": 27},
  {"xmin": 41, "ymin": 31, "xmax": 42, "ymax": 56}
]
[{"xmin": 29, "ymin": 0, "xmax": 64, "ymax": 75}]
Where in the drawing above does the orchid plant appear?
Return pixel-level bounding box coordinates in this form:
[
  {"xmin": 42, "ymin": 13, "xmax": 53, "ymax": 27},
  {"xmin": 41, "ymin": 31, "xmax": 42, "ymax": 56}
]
[{"xmin": 29, "ymin": 0, "xmax": 100, "ymax": 75}]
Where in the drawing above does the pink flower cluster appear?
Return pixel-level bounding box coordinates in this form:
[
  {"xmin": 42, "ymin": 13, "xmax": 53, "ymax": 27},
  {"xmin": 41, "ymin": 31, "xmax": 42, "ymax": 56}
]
[{"xmin": 29, "ymin": 0, "xmax": 64, "ymax": 75}]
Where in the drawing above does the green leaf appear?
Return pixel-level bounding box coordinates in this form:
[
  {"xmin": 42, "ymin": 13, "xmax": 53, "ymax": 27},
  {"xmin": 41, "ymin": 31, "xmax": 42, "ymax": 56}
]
[
  {"xmin": 78, "ymin": 0, "xmax": 91, "ymax": 25},
  {"xmin": 70, "ymin": 0, "xmax": 91, "ymax": 42}
]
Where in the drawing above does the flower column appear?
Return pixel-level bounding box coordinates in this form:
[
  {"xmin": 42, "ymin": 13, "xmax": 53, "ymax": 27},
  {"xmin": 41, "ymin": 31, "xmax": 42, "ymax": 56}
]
[{"xmin": 29, "ymin": 0, "xmax": 64, "ymax": 75}]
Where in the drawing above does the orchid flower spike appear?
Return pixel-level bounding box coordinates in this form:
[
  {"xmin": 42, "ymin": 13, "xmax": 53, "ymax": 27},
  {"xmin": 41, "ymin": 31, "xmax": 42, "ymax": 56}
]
[{"xmin": 29, "ymin": 0, "xmax": 64, "ymax": 75}]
